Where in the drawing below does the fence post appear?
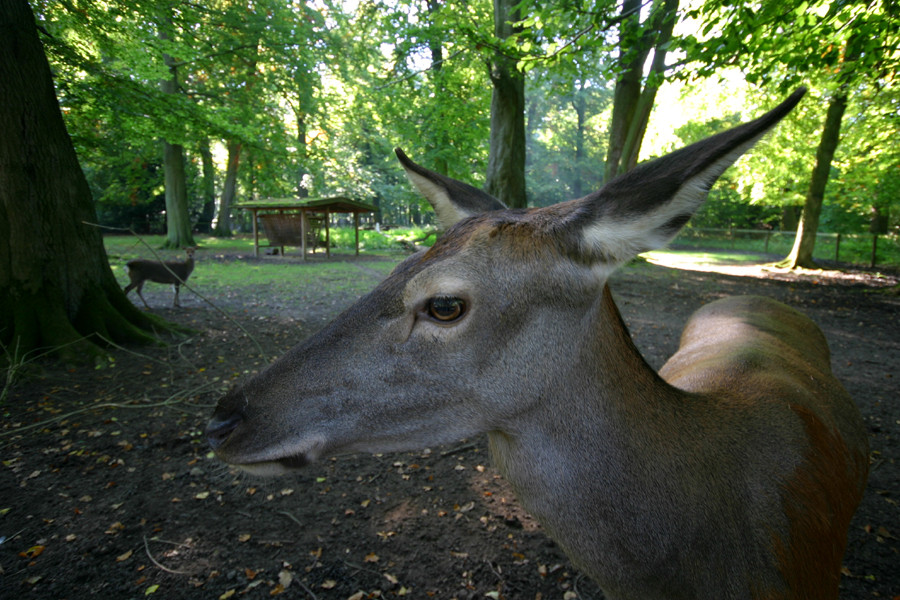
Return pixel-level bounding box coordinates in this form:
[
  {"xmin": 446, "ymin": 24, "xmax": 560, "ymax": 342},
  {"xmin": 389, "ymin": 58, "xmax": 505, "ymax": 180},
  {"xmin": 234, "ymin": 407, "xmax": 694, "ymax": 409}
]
[
  {"xmin": 764, "ymin": 231, "xmax": 771, "ymax": 253},
  {"xmin": 835, "ymin": 233, "xmax": 841, "ymax": 263},
  {"xmin": 871, "ymin": 234, "xmax": 878, "ymax": 268}
]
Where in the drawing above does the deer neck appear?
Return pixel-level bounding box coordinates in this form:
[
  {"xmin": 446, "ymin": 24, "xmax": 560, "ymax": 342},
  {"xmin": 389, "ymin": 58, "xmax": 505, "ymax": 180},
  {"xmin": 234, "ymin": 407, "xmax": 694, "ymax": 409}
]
[{"xmin": 487, "ymin": 285, "xmax": 687, "ymax": 580}]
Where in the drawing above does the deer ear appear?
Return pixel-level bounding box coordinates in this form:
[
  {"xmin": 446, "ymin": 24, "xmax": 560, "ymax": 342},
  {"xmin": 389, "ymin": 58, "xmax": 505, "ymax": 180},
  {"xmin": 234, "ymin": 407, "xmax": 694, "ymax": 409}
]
[
  {"xmin": 568, "ymin": 89, "xmax": 806, "ymax": 268},
  {"xmin": 395, "ymin": 148, "xmax": 507, "ymax": 229}
]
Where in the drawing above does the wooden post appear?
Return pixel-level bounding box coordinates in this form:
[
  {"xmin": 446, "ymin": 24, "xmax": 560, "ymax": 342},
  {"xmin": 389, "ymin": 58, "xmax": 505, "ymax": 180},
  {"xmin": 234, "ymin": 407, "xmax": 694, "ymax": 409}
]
[
  {"xmin": 354, "ymin": 212, "xmax": 360, "ymax": 256},
  {"xmin": 835, "ymin": 233, "xmax": 841, "ymax": 262},
  {"xmin": 278, "ymin": 210, "xmax": 285, "ymax": 256},
  {"xmin": 764, "ymin": 231, "xmax": 770, "ymax": 253},
  {"xmin": 301, "ymin": 209, "xmax": 308, "ymax": 261},
  {"xmin": 325, "ymin": 210, "xmax": 331, "ymax": 258},
  {"xmin": 251, "ymin": 208, "xmax": 260, "ymax": 258}
]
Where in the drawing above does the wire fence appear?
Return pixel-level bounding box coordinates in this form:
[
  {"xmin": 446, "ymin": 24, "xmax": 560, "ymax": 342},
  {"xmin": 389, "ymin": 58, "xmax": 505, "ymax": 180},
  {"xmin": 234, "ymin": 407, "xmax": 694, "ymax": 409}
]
[{"xmin": 674, "ymin": 228, "xmax": 900, "ymax": 268}]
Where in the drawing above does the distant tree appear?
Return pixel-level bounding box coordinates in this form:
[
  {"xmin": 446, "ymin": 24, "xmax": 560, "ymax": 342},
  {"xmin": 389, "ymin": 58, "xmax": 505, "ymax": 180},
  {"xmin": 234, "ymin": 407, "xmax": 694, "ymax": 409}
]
[
  {"xmin": 1, "ymin": 0, "xmax": 163, "ymax": 363},
  {"xmin": 686, "ymin": 0, "xmax": 900, "ymax": 268},
  {"xmin": 485, "ymin": 0, "xmax": 527, "ymax": 208},
  {"xmin": 604, "ymin": 0, "xmax": 679, "ymax": 180}
]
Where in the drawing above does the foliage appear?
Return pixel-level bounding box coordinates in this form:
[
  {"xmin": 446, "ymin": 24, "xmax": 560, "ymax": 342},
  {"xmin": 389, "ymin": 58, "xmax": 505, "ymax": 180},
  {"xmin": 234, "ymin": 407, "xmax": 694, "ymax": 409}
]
[{"xmin": 25, "ymin": 0, "xmax": 900, "ymax": 238}]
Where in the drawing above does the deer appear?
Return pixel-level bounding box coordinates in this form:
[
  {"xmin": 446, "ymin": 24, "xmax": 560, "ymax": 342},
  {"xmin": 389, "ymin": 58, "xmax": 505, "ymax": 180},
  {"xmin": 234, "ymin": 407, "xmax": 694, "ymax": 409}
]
[
  {"xmin": 205, "ymin": 89, "xmax": 869, "ymax": 600},
  {"xmin": 123, "ymin": 247, "xmax": 196, "ymax": 308}
]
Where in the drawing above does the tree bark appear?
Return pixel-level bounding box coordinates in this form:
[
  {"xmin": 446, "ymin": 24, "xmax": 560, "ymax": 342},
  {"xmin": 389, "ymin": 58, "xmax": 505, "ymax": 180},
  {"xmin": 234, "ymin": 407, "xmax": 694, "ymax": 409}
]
[
  {"xmin": 162, "ymin": 140, "xmax": 194, "ymax": 247},
  {"xmin": 485, "ymin": 0, "xmax": 526, "ymax": 208},
  {"xmin": 605, "ymin": 0, "xmax": 678, "ymax": 180},
  {"xmin": 196, "ymin": 138, "xmax": 216, "ymax": 233},
  {"xmin": 159, "ymin": 17, "xmax": 195, "ymax": 248},
  {"xmin": 0, "ymin": 0, "xmax": 165, "ymax": 363},
  {"xmin": 572, "ymin": 85, "xmax": 587, "ymax": 198},
  {"xmin": 778, "ymin": 93, "xmax": 848, "ymax": 269},
  {"xmin": 214, "ymin": 140, "xmax": 242, "ymax": 236}
]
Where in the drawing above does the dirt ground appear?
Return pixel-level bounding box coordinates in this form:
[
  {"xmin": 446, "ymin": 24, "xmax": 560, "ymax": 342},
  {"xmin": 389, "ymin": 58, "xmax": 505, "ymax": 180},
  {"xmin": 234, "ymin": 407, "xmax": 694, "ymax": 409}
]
[{"xmin": 1, "ymin": 249, "xmax": 898, "ymax": 600}]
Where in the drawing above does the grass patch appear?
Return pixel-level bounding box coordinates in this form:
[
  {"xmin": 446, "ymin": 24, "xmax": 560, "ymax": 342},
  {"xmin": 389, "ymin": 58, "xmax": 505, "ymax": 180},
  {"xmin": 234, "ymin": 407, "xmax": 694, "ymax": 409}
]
[
  {"xmin": 103, "ymin": 234, "xmax": 408, "ymax": 309},
  {"xmin": 642, "ymin": 248, "xmax": 773, "ymax": 267},
  {"xmin": 674, "ymin": 229, "xmax": 900, "ymax": 268}
]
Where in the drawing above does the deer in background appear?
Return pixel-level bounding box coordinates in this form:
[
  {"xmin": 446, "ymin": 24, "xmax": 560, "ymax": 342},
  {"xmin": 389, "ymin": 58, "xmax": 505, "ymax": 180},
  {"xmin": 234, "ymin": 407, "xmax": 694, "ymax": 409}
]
[
  {"xmin": 206, "ymin": 89, "xmax": 869, "ymax": 599},
  {"xmin": 124, "ymin": 247, "xmax": 195, "ymax": 308}
]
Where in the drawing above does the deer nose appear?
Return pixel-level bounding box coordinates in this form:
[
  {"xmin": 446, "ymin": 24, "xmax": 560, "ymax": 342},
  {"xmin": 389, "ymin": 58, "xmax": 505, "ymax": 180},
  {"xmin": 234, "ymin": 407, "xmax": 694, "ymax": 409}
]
[{"xmin": 206, "ymin": 413, "xmax": 242, "ymax": 450}]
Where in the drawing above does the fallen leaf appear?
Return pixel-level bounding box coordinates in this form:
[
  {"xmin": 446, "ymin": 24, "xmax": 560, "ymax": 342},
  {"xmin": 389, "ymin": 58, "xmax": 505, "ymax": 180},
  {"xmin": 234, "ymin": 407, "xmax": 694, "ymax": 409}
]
[
  {"xmin": 277, "ymin": 570, "xmax": 292, "ymax": 587},
  {"xmin": 19, "ymin": 545, "xmax": 45, "ymax": 559},
  {"xmin": 145, "ymin": 584, "xmax": 160, "ymax": 595},
  {"xmin": 105, "ymin": 522, "xmax": 125, "ymax": 534},
  {"xmin": 238, "ymin": 533, "xmax": 251, "ymax": 543},
  {"xmin": 116, "ymin": 549, "xmax": 133, "ymax": 562},
  {"xmin": 218, "ymin": 590, "xmax": 236, "ymax": 599},
  {"xmin": 364, "ymin": 552, "xmax": 379, "ymax": 563},
  {"xmin": 347, "ymin": 592, "xmax": 366, "ymax": 600},
  {"xmin": 321, "ymin": 580, "xmax": 337, "ymax": 589}
]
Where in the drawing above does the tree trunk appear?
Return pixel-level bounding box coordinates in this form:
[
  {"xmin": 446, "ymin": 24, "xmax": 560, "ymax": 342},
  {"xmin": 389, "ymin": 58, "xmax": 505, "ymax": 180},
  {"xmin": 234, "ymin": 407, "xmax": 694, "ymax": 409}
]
[
  {"xmin": 196, "ymin": 138, "xmax": 216, "ymax": 233},
  {"xmin": 620, "ymin": 0, "xmax": 678, "ymax": 173},
  {"xmin": 0, "ymin": 0, "xmax": 165, "ymax": 363},
  {"xmin": 778, "ymin": 93, "xmax": 848, "ymax": 269},
  {"xmin": 572, "ymin": 86, "xmax": 586, "ymax": 198},
  {"xmin": 159, "ymin": 18, "xmax": 194, "ymax": 248},
  {"xmin": 214, "ymin": 140, "xmax": 241, "ymax": 236},
  {"xmin": 605, "ymin": 0, "xmax": 679, "ymax": 180},
  {"xmin": 296, "ymin": 111, "xmax": 310, "ymax": 198},
  {"xmin": 162, "ymin": 140, "xmax": 194, "ymax": 247},
  {"xmin": 485, "ymin": 0, "xmax": 526, "ymax": 208},
  {"xmin": 781, "ymin": 205, "xmax": 802, "ymax": 231},
  {"xmin": 427, "ymin": 0, "xmax": 450, "ymax": 176}
]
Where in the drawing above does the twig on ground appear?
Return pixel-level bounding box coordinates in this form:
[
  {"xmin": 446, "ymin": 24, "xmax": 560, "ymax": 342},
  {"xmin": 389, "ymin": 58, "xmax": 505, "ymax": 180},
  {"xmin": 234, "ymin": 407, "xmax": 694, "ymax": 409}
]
[
  {"xmin": 441, "ymin": 442, "xmax": 478, "ymax": 457},
  {"xmin": 278, "ymin": 510, "xmax": 304, "ymax": 528},
  {"xmin": 143, "ymin": 536, "xmax": 191, "ymax": 575}
]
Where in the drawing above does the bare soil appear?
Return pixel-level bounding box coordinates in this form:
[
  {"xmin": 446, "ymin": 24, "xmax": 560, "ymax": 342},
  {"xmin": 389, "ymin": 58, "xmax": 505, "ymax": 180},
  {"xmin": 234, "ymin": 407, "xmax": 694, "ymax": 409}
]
[{"xmin": 2, "ymin": 250, "xmax": 898, "ymax": 600}]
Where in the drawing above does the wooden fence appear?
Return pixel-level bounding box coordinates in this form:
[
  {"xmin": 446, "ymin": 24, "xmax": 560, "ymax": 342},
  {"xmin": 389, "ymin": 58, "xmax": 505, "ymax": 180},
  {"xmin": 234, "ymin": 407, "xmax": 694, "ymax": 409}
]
[{"xmin": 674, "ymin": 228, "xmax": 900, "ymax": 268}]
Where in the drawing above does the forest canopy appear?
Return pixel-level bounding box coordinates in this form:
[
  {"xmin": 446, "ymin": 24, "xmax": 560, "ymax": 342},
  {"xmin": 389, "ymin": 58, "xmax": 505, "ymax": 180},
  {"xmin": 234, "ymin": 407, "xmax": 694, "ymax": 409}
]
[{"xmin": 29, "ymin": 0, "xmax": 900, "ymax": 236}]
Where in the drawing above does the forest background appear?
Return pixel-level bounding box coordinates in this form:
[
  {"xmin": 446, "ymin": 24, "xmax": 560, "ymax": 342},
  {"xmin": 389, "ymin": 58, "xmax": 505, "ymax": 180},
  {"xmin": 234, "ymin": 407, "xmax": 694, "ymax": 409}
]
[
  {"xmin": 1, "ymin": 0, "xmax": 899, "ymax": 361},
  {"xmin": 29, "ymin": 0, "xmax": 900, "ymax": 252}
]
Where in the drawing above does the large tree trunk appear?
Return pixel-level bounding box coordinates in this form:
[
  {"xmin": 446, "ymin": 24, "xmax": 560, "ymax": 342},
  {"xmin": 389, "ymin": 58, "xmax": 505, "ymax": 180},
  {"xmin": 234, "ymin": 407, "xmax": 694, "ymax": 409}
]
[
  {"xmin": 1, "ymin": 0, "xmax": 164, "ymax": 363},
  {"xmin": 778, "ymin": 93, "xmax": 848, "ymax": 269},
  {"xmin": 159, "ymin": 18, "xmax": 195, "ymax": 248},
  {"xmin": 605, "ymin": 0, "xmax": 679, "ymax": 180},
  {"xmin": 162, "ymin": 140, "xmax": 194, "ymax": 247},
  {"xmin": 214, "ymin": 140, "xmax": 241, "ymax": 236},
  {"xmin": 484, "ymin": 0, "xmax": 526, "ymax": 208}
]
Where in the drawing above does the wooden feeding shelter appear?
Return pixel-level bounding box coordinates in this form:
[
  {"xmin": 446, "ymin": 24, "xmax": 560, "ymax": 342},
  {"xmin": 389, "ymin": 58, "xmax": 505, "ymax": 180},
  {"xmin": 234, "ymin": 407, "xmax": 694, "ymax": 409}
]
[{"xmin": 239, "ymin": 197, "xmax": 377, "ymax": 259}]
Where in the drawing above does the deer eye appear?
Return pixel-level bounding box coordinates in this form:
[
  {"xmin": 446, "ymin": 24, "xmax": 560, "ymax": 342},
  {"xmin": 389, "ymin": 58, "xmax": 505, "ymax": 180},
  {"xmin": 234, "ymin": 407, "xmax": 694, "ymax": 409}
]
[{"xmin": 426, "ymin": 296, "xmax": 466, "ymax": 322}]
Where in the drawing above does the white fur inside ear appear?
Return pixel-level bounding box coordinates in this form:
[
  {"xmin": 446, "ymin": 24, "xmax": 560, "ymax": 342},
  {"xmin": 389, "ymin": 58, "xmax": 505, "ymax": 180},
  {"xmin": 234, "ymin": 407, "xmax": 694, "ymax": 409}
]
[
  {"xmin": 581, "ymin": 135, "xmax": 764, "ymax": 266},
  {"xmin": 403, "ymin": 169, "xmax": 473, "ymax": 229}
]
